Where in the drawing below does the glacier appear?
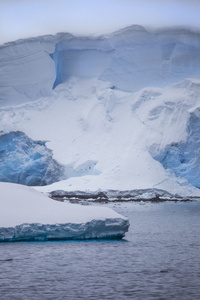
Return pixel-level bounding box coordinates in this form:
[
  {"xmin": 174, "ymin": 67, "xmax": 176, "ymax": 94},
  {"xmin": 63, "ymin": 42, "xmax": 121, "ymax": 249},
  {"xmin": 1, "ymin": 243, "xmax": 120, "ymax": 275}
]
[
  {"xmin": 0, "ymin": 131, "xmax": 64, "ymax": 186},
  {"xmin": 0, "ymin": 183, "xmax": 129, "ymax": 242},
  {"xmin": 1, "ymin": 25, "xmax": 200, "ymax": 198},
  {"xmin": 150, "ymin": 105, "xmax": 200, "ymax": 188}
]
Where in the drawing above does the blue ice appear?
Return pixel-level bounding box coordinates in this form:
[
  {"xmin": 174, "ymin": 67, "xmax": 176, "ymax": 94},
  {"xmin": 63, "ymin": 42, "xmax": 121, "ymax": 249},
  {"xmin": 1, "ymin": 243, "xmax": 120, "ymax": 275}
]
[
  {"xmin": 151, "ymin": 113, "xmax": 200, "ymax": 188},
  {"xmin": 0, "ymin": 131, "xmax": 64, "ymax": 186}
]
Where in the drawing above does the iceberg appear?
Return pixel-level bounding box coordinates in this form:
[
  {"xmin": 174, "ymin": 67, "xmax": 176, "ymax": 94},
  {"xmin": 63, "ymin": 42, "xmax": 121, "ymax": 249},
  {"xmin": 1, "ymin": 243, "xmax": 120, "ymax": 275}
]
[{"xmin": 0, "ymin": 183, "xmax": 129, "ymax": 242}]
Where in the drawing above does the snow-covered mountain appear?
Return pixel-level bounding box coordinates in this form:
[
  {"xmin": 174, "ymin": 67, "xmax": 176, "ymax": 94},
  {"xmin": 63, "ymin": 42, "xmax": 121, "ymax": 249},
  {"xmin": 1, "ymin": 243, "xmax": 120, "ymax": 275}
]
[{"xmin": 1, "ymin": 25, "xmax": 200, "ymax": 197}]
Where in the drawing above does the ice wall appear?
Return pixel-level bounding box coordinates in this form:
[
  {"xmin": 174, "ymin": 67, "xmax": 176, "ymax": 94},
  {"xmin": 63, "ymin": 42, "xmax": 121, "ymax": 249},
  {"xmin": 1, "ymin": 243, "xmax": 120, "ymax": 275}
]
[
  {"xmin": 150, "ymin": 108, "xmax": 200, "ymax": 188},
  {"xmin": 52, "ymin": 26, "xmax": 200, "ymax": 91},
  {"xmin": 0, "ymin": 131, "xmax": 64, "ymax": 186},
  {"xmin": 1, "ymin": 26, "xmax": 200, "ymax": 107},
  {"xmin": 0, "ymin": 39, "xmax": 55, "ymax": 107}
]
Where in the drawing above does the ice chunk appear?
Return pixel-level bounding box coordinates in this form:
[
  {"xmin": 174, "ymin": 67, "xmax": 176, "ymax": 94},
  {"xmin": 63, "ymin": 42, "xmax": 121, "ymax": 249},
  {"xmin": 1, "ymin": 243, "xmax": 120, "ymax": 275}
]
[
  {"xmin": 0, "ymin": 183, "xmax": 129, "ymax": 241},
  {"xmin": 0, "ymin": 131, "xmax": 64, "ymax": 186}
]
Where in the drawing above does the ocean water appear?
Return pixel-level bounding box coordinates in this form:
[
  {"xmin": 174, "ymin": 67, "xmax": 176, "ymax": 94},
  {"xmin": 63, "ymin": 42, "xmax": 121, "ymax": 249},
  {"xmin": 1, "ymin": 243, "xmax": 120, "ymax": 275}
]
[{"xmin": 0, "ymin": 201, "xmax": 199, "ymax": 300}]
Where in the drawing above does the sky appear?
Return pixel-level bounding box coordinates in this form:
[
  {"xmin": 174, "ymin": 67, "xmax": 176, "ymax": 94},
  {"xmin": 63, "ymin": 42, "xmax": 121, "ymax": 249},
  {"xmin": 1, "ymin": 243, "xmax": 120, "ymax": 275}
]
[{"xmin": 1, "ymin": 0, "xmax": 200, "ymax": 44}]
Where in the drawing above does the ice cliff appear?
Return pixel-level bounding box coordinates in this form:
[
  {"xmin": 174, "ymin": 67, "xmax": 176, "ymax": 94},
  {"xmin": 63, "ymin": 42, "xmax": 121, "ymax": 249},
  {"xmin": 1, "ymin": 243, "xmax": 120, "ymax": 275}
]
[
  {"xmin": 1, "ymin": 25, "xmax": 200, "ymax": 107},
  {"xmin": 1, "ymin": 25, "xmax": 200, "ymax": 196}
]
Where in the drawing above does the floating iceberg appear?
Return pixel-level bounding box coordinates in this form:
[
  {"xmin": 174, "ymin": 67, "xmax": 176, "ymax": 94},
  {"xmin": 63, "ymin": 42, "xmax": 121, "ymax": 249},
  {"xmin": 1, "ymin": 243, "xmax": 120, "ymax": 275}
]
[{"xmin": 0, "ymin": 183, "xmax": 129, "ymax": 242}]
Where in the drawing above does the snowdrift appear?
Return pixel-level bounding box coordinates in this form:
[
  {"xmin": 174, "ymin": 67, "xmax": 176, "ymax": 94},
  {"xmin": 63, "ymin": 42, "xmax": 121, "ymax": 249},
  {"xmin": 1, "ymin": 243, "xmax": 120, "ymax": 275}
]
[{"xmin": 0, "ymin": 183, "xmax": 129, "ymax": 242}]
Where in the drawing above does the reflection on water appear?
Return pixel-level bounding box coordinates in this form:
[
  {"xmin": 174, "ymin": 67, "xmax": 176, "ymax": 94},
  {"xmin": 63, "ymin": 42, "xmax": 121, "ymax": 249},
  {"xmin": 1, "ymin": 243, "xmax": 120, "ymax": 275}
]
[{"xmin": 0, "ymin": 201, "xmax": 199, "ymax": 299}]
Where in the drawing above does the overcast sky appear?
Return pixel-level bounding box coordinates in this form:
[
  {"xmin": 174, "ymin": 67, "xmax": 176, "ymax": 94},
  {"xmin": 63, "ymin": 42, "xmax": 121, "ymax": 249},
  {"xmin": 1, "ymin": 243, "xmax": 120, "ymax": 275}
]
[{"xmin": 1, "ymin": 0, "xmax": 200, "ymax": 44}]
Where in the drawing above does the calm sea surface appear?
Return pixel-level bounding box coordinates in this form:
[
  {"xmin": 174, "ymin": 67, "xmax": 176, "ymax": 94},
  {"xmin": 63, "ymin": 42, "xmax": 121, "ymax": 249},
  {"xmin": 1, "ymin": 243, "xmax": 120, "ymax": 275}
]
[{"xmin": 0, "ymin": 201, "xmax": 200, "ymax": 300}]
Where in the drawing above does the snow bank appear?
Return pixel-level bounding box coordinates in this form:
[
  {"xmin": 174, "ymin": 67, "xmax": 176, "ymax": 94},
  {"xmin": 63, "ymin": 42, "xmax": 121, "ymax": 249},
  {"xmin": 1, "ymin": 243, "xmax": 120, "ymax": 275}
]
[{"xmin": 0, "ymin": 183, "xmax": 129, "ymax": 242}]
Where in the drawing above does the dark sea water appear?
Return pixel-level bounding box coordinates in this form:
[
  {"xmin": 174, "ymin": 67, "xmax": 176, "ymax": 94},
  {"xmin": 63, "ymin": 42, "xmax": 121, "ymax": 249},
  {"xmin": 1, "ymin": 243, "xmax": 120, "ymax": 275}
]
[{"xmin": 0, "ymin": 201, "xmax": 200, "ymax": 300}]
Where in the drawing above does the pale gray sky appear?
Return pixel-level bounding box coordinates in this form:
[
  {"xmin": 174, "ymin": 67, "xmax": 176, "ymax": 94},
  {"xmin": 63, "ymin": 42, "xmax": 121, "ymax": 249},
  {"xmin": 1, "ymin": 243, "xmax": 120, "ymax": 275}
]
[{"xmin": 1, "ymin": 0, "xmax": 200, "ymax": 44}]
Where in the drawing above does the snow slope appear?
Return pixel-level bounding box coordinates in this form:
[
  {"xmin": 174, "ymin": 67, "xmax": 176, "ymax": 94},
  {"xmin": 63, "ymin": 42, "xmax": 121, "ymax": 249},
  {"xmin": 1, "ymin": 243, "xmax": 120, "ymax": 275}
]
[
  {"xmin": 0, "ymin": 183, "xmax": 129, "ymax": 241},
  {"xmin": 1, "ymin": 26, "xmax": 200, "ymax": 197}
]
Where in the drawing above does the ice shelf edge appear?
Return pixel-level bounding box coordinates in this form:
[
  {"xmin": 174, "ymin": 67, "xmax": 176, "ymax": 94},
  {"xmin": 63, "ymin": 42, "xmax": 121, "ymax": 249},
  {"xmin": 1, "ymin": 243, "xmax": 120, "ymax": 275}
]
[{"xmin": 0, "ymin": 218, "xmax": 130, "ymax": 242}]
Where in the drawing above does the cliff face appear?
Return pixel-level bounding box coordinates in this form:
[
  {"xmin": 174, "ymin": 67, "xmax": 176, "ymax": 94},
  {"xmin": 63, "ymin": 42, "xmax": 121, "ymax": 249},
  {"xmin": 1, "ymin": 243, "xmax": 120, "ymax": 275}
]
[
  {"xmin": 0, "ymin": 38, "xmax": 55, "ymax": 107},
  {"xmin": 1, "ymin": 25, "xmax": 200, "ymax": 107}
]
